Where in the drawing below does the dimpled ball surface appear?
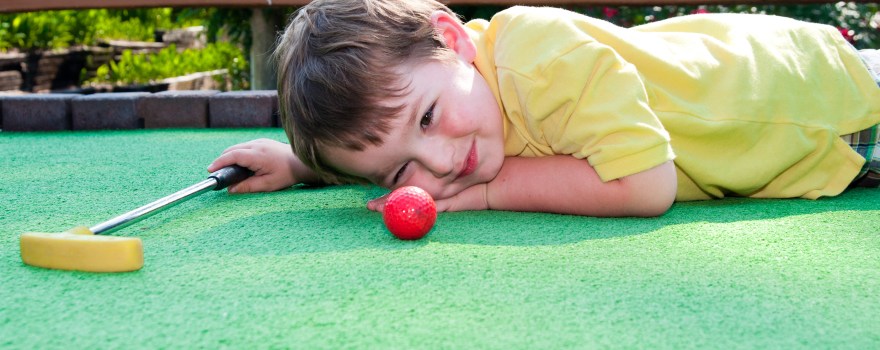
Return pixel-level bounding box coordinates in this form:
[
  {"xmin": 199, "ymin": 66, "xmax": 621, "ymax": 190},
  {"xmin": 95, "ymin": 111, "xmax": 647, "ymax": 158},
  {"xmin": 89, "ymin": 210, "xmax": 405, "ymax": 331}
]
[{"xmin": 383, "ymin": 186, "xmax": 437, "ymax": 240}]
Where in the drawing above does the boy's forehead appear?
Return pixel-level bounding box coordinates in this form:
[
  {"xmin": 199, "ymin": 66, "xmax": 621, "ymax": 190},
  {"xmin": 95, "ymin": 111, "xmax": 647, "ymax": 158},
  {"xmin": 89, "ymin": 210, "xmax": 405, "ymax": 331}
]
[
  {"xmin": 383, "ymin": 60, "xmax": 437, "ymax": 120},
  {"xmin": 376, "ymin": 78, "xmax": 421, "ymax": 126}
]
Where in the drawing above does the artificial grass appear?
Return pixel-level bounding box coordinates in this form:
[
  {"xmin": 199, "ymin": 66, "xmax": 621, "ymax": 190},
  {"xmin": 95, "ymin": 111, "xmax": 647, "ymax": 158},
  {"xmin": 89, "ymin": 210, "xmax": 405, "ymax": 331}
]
[{"xmin": 1, "ymin": 128, "xmax": 878, "ymax": 349}]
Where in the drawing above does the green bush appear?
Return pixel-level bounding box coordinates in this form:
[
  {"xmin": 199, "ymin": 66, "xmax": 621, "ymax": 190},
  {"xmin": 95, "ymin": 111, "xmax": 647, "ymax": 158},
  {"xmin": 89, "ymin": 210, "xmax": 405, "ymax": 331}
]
[
  {"xmin": 88, "ymin": 42, "xmax": 249, "ymax": 90},
  {"xmin": 0, "ymin": 9, "xmax": 191, "ymax": 51},
  {"xmin": 0, "ymin": 9, "xmax": 249, "ymax": 89}
]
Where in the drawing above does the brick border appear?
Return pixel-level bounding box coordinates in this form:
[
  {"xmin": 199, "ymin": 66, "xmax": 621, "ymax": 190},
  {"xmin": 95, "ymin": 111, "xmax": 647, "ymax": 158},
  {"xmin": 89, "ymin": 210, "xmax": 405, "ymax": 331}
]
[
  {"xmin": 1, "ymin": 94, "xmax": 75, "ymax": 131},
  {"xmin": 0, "ymin": 90, "xmax": 280, "ymax": 131}
]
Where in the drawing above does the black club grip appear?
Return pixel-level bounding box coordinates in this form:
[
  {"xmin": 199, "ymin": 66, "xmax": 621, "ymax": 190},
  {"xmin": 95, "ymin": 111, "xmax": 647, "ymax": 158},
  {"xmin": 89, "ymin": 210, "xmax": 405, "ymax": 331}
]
[{"xmin": 209, "ymin": 165, "xmax": 254, "ymax": 190}]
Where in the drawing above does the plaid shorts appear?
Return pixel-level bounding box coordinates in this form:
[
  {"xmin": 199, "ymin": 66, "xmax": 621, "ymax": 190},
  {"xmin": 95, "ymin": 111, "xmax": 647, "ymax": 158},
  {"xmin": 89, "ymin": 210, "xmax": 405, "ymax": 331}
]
[
  {"xmin": 842, "ymin": 124, "xmax": 880, "ymax": 187},
  {"xmin": 844, "ymin": 49, "xmax": 880, "ymax": 187}
]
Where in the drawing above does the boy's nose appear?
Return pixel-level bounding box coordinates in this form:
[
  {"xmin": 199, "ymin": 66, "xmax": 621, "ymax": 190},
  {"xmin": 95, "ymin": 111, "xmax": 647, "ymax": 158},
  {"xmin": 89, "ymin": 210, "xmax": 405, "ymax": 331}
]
[{"xmin": 417, "ymin": 142, "xmax": 455, "ymax": 178}]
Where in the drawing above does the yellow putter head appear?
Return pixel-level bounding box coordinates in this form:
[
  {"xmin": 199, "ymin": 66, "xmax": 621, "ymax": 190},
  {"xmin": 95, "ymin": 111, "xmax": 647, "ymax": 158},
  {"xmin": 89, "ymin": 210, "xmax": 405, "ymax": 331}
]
[
  {"xmin": 18, "ymin": 165, "xmax": 252, "ymax": 273},
  {"xmin": 20, "ymin": 226, "xmax": 144, "ymax": 273}
]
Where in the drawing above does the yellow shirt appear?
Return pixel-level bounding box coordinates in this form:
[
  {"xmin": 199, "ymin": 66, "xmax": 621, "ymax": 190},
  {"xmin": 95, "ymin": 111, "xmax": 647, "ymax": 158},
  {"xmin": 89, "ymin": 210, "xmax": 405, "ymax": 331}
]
[{"xmin": 466, "ymin": 7, "xmax": 880, "ymax": 200}]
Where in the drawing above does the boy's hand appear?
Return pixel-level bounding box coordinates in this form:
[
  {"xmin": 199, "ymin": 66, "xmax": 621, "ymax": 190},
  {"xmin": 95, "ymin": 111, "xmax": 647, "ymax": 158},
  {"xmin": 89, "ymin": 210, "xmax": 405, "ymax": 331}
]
[
  {"xmin": 367, "ymin": 183, "xmax": 489, "ymax": 213},
  {"xmin": 208, "ymin": 138, "xmax": 319, "ymax": 193}
]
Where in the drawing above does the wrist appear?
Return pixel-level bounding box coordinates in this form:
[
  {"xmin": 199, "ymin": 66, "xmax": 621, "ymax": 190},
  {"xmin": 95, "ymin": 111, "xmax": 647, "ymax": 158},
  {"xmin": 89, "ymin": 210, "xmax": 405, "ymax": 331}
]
[
  {"xmin": 481, "ymin": 182, "xmax": 493, "ymax": 210},
  {"xmin": 289, "ymin": 155, "xmax": 320, "ymax": 185}
]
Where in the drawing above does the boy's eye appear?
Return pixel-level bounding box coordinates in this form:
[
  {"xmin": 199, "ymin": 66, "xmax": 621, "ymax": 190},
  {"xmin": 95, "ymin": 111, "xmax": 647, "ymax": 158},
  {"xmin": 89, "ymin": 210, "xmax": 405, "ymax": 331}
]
[
  {"xmin": 420, "ymin": 103, "xmax": 435, "ymax": 129},
  {"xmin": 393, "ymin": 162, "xmax": 409, "ymax": 185}
]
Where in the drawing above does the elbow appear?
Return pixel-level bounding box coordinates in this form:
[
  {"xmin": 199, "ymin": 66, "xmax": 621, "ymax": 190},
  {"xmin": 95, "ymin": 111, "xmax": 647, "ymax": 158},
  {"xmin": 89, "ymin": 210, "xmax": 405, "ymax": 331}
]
[
  {"xmin": 631, "ymin": 191, "xmax": 675, "ymax": 217},
  {"xmin": 622, "ymin": 161, "xmax": 678, "ymax": 217}
]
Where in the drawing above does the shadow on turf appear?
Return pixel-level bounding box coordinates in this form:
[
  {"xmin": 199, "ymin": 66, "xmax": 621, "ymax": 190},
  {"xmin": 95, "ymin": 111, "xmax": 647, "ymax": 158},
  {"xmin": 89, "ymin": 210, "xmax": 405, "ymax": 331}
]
[
  {"xmin": 186, "ymin": 188, "xmax": 878, "ymax": 253},
  {"xmin": 186, "ymin": 207, "xmax": 422, "ymax": 255}
]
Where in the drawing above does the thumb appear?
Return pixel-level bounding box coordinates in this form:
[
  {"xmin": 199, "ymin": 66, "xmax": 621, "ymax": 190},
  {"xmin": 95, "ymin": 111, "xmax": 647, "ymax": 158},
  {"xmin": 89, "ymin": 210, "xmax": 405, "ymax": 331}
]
[
  {"xmin": 433, "ymin": 198, "xmax": 453, "ymax": 213},
  {"xmin": 367, "ymin": 194, "xmax": 390, "ymax": 212},
  {"xmin": 431, "ymin": 184, "xmax": 489, "ymax": 212}
]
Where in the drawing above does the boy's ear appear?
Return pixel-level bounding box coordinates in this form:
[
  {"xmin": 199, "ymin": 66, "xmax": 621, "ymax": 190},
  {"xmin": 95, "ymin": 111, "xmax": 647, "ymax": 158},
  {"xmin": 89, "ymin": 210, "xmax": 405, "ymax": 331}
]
[{"xmin": 430, "ymin": 11, "xmax": 476, "ymax": 63}]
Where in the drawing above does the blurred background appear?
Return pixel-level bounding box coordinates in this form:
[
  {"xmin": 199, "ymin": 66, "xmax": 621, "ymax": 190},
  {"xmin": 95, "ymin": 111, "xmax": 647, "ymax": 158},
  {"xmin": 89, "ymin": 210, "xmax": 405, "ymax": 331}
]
[{"xmin": 1, "ymin": 2, "xmax": 878, "ymax": 94}]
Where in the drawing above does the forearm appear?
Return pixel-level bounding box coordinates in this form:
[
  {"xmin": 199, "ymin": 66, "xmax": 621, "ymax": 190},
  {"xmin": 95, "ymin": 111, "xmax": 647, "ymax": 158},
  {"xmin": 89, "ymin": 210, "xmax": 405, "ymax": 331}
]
[{"xmin": 485, "ymin": 156, "xmax": 677, "ymax": 217}]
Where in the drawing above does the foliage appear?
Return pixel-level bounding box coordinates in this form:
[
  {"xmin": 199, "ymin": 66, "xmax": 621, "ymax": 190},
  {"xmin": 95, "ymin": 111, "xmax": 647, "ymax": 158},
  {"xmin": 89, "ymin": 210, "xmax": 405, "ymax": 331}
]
[
  {"xmin": 88, "ymin": 42, "xmax": 249, "ymax": 90},
  {"xmin": 452, "ymin": 2, "xmax": 880, "ymax": 49},
  {"xmin": 175, "ymin": 8, "xmax": 253, "ymax": 48},
  {"xmin": 0, "ymin": 8, "xmax": 250, "ymax": 89},
  {"xmin": 172, "ymin": 8, "xmax": 293, "ymax": 60},
  {"xmin": 0, "ymin": 9, "xmax": 201, "ymax": 51}
]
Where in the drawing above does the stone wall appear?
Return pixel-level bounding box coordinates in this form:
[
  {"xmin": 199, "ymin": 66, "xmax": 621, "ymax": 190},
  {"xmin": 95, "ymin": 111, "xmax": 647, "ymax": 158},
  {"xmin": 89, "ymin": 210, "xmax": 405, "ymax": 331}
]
[{"xmin": 0, "ymin": 90, "xmax": 278, "ymax": 131}]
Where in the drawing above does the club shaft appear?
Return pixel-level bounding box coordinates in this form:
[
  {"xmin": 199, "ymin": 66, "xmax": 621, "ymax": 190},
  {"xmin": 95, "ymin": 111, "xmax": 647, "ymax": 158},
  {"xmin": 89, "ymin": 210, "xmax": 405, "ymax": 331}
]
[{"xmin": 89, "ymin": 178, "xmax": 218, "ymax": 235}]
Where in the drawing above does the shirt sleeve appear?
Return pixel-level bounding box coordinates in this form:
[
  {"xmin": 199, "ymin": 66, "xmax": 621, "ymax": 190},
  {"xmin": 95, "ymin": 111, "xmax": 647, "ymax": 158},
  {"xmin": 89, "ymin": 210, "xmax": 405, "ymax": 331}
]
[{"xmin": 494, "ymin": 8, "xmax": 675, "ymax": 182}]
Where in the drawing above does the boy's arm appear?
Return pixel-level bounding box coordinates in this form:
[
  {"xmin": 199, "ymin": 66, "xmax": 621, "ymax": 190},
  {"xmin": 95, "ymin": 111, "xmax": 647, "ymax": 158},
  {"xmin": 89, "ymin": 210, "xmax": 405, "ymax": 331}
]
[
  {"xmin": 439, "ymin": 156, "xmax": 677, "ymax": 217},
  {"xmin": 208, "ymin": 138, "xmax": 321, "ymax": 193}
]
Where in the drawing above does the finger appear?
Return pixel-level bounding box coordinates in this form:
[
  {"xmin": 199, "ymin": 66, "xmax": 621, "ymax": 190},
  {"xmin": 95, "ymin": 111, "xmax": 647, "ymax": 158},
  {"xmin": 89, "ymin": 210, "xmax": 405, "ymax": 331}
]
[
  {"xmin": 433, "ymin": 192, "xmax": 477, "ymax": 212},
  {"xmin": 218, "ymin": 140, "xmax": 259, "ymax": 156},
  {"xmin": 208, "ymin": 151, "xmax": 240, "ymax": 172},
  {"xmin": 433, "ymin": 198, "xmax": 452, "ymax": 213},
  {"xmin": 366, "ymin": 200, "xmax": 383, "ymax": 212},
  {"xmin": 227, "ymin": 175, "xmax": 277, "ymax": 193},
  {"xmin": 208, "ymin": 149, "xmax": 261, "ymax": 173},
  {"xmin": 367, "ymin": 194, "xmax": 390, "ymax": 212}
]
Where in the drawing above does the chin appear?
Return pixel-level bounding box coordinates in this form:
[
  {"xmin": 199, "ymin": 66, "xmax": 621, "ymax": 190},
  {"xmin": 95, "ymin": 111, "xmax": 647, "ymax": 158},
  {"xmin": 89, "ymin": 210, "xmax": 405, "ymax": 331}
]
[{"xmin": 480, "ymin": 156, "xmax": 504, "ymax": 182}]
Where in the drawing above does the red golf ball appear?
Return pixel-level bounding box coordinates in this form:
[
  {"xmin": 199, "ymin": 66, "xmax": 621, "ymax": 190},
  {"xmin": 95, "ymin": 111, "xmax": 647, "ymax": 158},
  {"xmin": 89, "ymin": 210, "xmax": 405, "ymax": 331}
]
[{"xmin": 383, "ymin": 186, "xmax": 437, "ymax": 240}]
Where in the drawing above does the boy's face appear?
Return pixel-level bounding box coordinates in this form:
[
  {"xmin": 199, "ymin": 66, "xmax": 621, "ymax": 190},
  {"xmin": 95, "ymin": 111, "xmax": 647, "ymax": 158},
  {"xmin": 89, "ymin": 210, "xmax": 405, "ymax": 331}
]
[{"xmin": 321, "ymin": 57, "xmax": 505, "ymax": 200}]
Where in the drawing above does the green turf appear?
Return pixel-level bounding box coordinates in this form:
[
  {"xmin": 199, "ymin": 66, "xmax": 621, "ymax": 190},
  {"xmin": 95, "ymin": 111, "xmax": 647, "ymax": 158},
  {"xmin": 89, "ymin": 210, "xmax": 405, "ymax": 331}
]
[{"xmin": 1, "ymin": 128, "xmax": 878, "ymax": 349}]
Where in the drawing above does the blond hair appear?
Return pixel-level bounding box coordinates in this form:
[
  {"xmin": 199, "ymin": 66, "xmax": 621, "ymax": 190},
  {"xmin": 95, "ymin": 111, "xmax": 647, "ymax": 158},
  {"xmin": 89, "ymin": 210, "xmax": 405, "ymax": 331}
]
[{"xmin": 275, "ymin": 0, "xmax": 459, "ymax": 184}]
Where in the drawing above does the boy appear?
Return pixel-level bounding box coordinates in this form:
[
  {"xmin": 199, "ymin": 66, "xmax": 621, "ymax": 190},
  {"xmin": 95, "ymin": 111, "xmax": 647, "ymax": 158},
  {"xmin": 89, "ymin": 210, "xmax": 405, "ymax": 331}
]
[{"xmin": 208, "ymin": 0, "xmax": 880, "ymax": 217}]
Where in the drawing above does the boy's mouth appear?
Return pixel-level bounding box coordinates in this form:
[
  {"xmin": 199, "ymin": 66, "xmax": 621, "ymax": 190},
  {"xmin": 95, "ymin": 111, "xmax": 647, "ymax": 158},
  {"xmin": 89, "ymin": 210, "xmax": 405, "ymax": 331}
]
[{"xmin": 456, "ymin": 140, "xmax": 478, "ymax": 180}]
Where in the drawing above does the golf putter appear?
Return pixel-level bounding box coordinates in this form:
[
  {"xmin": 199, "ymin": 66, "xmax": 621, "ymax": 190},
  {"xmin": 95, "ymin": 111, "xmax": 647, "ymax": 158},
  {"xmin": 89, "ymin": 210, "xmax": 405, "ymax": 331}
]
[{"xmin": 20, "ymin": 165, "xmax": 253, "ymax": 273}]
